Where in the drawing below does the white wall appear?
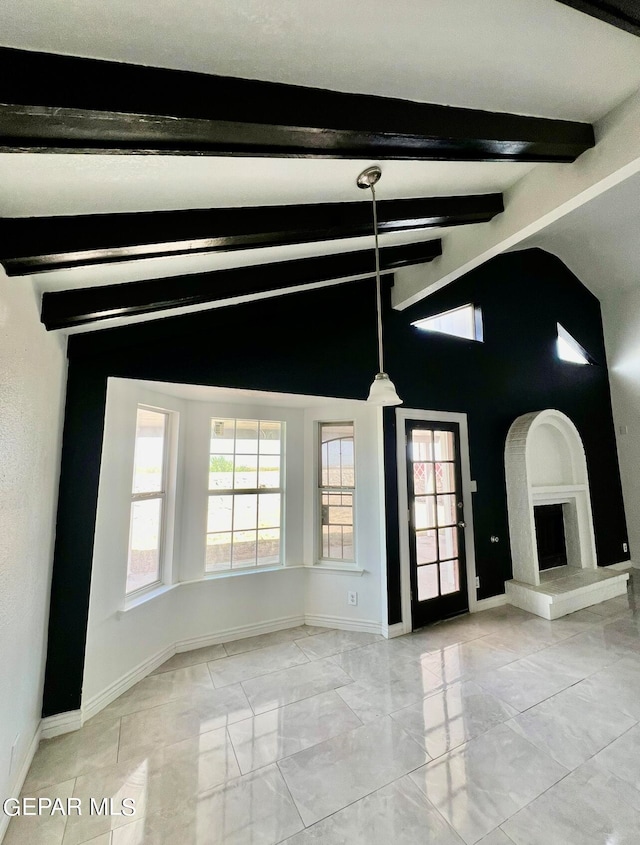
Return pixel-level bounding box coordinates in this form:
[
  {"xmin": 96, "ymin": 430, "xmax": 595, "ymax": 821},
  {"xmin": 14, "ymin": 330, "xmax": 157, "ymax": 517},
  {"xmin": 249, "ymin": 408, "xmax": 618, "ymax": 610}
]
[
  {"xmin": 602, "ymin": 289, "xmax": 640, "ymax": 564},
  {"xmin": 84, "ymin": 381, "xmax": 385, "ymax": 714},
  {"xmin": 0, "ymin": 276, "xmax": 66, "ymax": 815}
]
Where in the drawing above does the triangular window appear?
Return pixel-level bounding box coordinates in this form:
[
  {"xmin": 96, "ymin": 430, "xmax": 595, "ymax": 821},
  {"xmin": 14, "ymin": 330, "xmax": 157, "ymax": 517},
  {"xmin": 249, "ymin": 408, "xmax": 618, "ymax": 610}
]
[
  {"xmin": 557, "ymin": 323, "xmax": 591, "ymax": 365},
  {"xmin": 412, "ymin": 304, "xmax": 483, "ymax": 342}
]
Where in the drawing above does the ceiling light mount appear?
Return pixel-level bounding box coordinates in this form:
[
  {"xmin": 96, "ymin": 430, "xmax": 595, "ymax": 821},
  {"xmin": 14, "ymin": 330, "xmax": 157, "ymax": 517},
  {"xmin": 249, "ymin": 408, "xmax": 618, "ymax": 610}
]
[{"xmin": 356, "ymin": 165, "xmax": 382, "ymax": 190}]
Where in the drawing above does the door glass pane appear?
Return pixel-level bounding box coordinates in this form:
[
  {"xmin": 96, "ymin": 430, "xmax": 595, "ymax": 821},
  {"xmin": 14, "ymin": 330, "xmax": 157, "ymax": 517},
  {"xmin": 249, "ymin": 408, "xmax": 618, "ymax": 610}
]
[
  {"xmin": 132, "ymin": 408, "xmax": 166, "ymax": 494},
  {"xmin": 234, "ymin": 455, "xmax": 258, "ymax": 490},
  {"xmin": 415, "ymin": 496, "xmax": 436, "ymax": 530},
  {"xmin": 127, "ymin": 498, "xmax": 161, "ymax": 592},
  {"xmin": 413, "ymin": 463, "xmax": 434, "ymax": 495},
  {"xmin": 418, "ymin": 565, "xmax": 439, "ymax": 600},
  {"xmin": 207, "ymin": 495, "xmax": 233, "ymax": 533},
  {"xmin": 232, "ymin": 530, "xmax": 257, "ymax": 567},
  {"xmin": 209, "ymin": 454, "xmax": 234, "ymax": 490},
  {"xmin": 436, "ymin": 495, "xmax": 457, "ymax": 526},
  {"xmin": 416, "ymin": 530, "xmax": 437, "ymax": 564},
  {"xmin": 440, "ymin": 559, "xmax": 460, "ymax": 595},
  {"xmin": 435, "ymin": 463, "xmax": 456, "ymax": 494},
  {"xmin": 206, "ymin": 532, "xmax": 232, "ymax": 571},
  {"xmin": 434, "ymin": 430, "xmax": 454, "ymax": 461},
  {"xmin": 257, "ymin": 528, "xmax": 280, "ymax": 566},
  {"xmin": 411, "ymin": 429, "xmax": 433, "ymax": 462},
  {"xmin": 438, "ymin": 526, "xmax": 458, "ymax": 560}
]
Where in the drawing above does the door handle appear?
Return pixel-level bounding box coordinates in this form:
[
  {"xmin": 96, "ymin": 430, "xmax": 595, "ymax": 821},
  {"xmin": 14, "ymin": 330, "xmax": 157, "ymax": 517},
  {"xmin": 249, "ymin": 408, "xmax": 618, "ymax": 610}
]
[{"xmin": 458, "ymin": 521, "xmax": 466, "ymax": 528}]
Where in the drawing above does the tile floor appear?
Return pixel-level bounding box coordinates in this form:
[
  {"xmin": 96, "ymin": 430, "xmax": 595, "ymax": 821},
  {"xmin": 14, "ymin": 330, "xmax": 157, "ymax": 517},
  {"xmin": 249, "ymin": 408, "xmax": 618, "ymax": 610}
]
[{"xmin": 7, "ymin": 572, "xmax": 640, "ymax": 845}]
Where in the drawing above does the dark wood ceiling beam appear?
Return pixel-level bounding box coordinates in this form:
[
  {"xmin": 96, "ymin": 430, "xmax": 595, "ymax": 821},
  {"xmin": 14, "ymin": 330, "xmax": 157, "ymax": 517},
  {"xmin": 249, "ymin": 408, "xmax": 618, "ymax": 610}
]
[
  {"xmin": 0, "ymin": 48, "xmax": 594, "ymax": 162},
  {"xmin": 555, "ymin": 1, "xmax": 640, "ymax": 36},
  {"xmin": 1, "ymin": 194, "xmax": 501, "ymax": 276},
  {"xmin": 41, "ymin": 240, "xmax": 442, "ymax": 330}
]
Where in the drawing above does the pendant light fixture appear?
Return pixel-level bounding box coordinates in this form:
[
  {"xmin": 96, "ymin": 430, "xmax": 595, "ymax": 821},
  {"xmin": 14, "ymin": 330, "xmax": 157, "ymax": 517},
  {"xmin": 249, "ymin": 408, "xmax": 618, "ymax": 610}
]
[{"xmin": 357, "ymin": 165, "xmax": 403, "ymax": 406}]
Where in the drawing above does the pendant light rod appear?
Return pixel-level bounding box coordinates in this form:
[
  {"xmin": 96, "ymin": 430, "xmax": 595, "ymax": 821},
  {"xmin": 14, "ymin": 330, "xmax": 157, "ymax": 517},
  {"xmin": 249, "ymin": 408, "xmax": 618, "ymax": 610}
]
[{"xmin": 357, "ymin": 165, "xmax": 385, "ymax": 373}]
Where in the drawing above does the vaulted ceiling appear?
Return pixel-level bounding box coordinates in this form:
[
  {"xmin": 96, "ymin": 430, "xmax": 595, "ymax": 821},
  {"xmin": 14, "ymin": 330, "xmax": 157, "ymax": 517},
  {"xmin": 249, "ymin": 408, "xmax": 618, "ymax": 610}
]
[{"xmin": 1, "ymin": 0, "xmax": 640, "ymax": 332}]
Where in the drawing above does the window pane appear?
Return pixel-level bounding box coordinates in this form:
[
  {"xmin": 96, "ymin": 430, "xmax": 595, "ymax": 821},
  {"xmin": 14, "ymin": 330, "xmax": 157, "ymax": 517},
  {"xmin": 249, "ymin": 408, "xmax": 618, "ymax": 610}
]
[
  {"xmin": 438, "ymin": 526, "xmax": 458, "ymax": 560},
  {"xmin": 258, "ymin": 493, "xmax": 281, "ymax": 529},
  {"xmin": 132, "ymin": 408, "xmax": 166, "ymax": 494},
  {"xmin": 209, "ymin": 455, "xmax": 234, "ymax": 490},
  {"xmin": 127, "ymin": 498, "xmax": 161, "ymax": 593},
  {"xmin": 257, "ymin": 528, "xmax": 280, "ymax": 566},
  {"xmin": 416, "ymin": 530, "xmax": 437, "ymax": 564},
  {"xmin": 259, "ymin": 421, "xmax": 282, "ymax": 454},
  {"xmin": 233, "ymin": 494, "xmax": 257, "ymax": 531},
  {"xmin": 433, "ymin": 431, "xmax": 454, "ymax": 461},
  {"xmin": 413, "ymin": 304, "xmax": 477, "ymax": 341},
  {"xmin": 258, "ymin": 455, "xmax": 280, "ymax": 489},
  {"xmin": 320, "ymin": 423, "xmax": 354, "ymax": 488},
  {"xmin": 413, "ymin": 462, "xmax": 435, "ymax": 495},
  {"xmin": 435, "ymin": 463, "xmax": 456, "ymax": 494},
  {"xmin": 418, "ymin": 565, "xmax": 439, "ymax": 601},
  {"xmin": 440, "ymin": 559, "xmax": 460, "ymax": 595},
  {"xmin": 234, "ymin": 455, "xmax": 258, "ymax": 490},
  {"xmin": 207, "ymin": 495, "xmax": 233, "ymax": 533},
  {"xmin": 210, "ymin": 419, "xmax": 235, "ymax": 455},
  {"xmin": 235, "ymin": 420, "xmax": 259, "ymax": 454},
  {"xmin": 232, "ymin": 530, "xmax": 257, "ymax": 567},
  {"xmin": 415, "ymin": 496, "xmax": 436, "ymax": 530},
  {"xmin": 437, "ymin": 495, "xmax": 457, "ymax": 527},
  {"xmin": 206, "ymin": 532, "xmax": 232, "ymax": 571},
  {"xmin": 411, "ymin": 430, "xmax": 433, "ymax": 462},
  {"xmin": 321, "ymin": 491, "xmax": 353, "ymax": 560}
]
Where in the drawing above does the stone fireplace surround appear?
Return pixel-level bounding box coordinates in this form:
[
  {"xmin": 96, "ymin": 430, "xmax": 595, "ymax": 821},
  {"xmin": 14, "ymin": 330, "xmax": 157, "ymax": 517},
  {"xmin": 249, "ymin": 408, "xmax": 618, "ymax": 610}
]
[{"xmin": 504, "ymin": 409, "xmax": 628, "ymax": 618}]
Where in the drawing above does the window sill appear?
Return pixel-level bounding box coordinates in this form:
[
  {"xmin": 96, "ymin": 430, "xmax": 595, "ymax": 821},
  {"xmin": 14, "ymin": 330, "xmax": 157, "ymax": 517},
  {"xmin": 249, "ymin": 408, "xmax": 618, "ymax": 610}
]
[
  {"xmin": 119, "ymin": 583, "xmax": 178, "ymax": 615},
  {"xmin": 181, "ymin": 564, "xmax": 305, "ymax": 586},
  {"xmin": 307, "ymin": 563, "xmax": 365, "ymax": 576}
]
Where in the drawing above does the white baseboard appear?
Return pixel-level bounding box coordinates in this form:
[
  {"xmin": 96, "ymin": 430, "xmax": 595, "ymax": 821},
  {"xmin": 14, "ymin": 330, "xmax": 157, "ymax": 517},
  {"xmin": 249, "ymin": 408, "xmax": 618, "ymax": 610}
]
[
  {"xmin": 304, "ymin": 614, "xmax": 382, "ymax": 635},
  {"xmin": 82, "ymin": 614, "xmax": 307, "ymax": 723},
  {"xmin": 472, "ymin": 594, "xmax": 508, "ymax": 612},
  {"xmin": 0, "ymin": 724, "xmax": 41, "ymax": 843},
  {"xmin": 40, "ymin": 709, "xmax": 83, "ymax": 739},
  {"xmin": 176, "ymin": 615, "xmax": 305, "ymax": 652},
  {"xmin": 382, "ymin": 622, "xmax": 406, "ymax": 639}
]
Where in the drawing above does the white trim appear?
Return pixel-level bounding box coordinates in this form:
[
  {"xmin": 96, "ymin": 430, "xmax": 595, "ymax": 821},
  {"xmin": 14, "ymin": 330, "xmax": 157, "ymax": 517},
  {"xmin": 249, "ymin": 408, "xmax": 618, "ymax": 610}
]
[
  {"xmin": 40, "ymin": 710, "xmax": 83, "ymax": 739},
  {"xmin": 303, "ymin": 614, "xmax": 382, "ymax": 635},
  {"xmin": 306, "ymin": 564, "xmax": 365, "ymax": 576},
  {"xmin": 120, "ymin": 582, "xmax": 179, "ymax": 613},
  {"xmin": 395, "ymin": 408, "xmax": 478, "ymax": 634},
  {"xmin": 0, "ymin": 725, "xmax": 42, "ymax": 842},
  {"xmin": 605, "ymin": 561, "xmax": 634, "ymax": 571},
  {"xmin": 472, "ymin": 594, "xmax": 508, "ymax": 612},
  {"xmin": 82, "ymin": 614, "xmax": 306, "ymax": 722},
  {"xmin": 382, "ymin": 622, "xmax": 406, "ymax": 639}
]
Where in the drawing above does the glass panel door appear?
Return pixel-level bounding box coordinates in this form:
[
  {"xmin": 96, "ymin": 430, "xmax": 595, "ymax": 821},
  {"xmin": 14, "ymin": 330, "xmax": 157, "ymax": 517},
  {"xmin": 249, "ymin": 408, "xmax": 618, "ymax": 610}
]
[{"xmin": 406, "ymin": 420, "xmax": 468, "ymax": 628}]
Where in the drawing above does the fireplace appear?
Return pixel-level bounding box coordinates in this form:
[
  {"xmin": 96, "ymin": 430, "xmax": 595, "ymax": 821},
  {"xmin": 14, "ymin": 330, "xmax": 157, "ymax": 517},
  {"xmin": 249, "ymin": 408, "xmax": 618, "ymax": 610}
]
[{"xmin": 534, "ymin": 504, "xmax": 567, "ymax": 571}]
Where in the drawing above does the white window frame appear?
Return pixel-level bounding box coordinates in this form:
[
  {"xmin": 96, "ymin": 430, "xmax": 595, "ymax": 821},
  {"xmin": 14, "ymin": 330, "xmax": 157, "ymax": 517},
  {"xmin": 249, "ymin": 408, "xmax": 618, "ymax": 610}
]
[
  {"xmin": 412, "ymin": 303, "xmax": 484, "ymax": 342},
  {"xmin": 126, "ymin": 405, "xmax": 172, "ymax": 598},
  {"xmin": 205, "ymin": 417, "xmax": 286, "ymax": 574},
  {"xmin": 317, "ymin": 421, "xmax": 356, "ymax": 564}
]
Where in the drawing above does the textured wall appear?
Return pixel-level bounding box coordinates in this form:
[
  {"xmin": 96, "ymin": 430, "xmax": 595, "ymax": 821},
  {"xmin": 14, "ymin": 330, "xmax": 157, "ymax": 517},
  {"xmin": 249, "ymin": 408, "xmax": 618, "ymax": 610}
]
[{"xmin": 0, "ymin": 275, "xmax": 66, "ymax": 806}]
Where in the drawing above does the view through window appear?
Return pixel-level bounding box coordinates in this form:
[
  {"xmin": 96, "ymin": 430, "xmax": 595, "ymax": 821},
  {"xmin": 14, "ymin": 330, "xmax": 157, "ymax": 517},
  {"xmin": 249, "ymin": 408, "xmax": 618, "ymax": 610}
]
[{"xmin": 319, "ymin": 422, "xmax": 355, "ymax": 561}]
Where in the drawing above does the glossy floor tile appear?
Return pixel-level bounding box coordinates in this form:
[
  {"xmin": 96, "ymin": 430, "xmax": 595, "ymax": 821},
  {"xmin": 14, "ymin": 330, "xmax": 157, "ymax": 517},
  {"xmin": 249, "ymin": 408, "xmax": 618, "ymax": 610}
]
[
  {"xmin": 409, "ymin": 722, "xmax": 567, "ymax": 844},
  {"xmin": 279, "ymin": 716, "xmax": 428, "ymax": 825},
  {"xmin": 12, "ymin": 590, "xmax": 640, "ymax": 844}
]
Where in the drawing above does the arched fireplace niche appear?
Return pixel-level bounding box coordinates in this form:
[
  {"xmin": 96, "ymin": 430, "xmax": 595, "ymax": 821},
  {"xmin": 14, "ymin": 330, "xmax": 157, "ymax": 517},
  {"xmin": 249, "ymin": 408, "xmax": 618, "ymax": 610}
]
[{"xmin": 504, "ymin": 409, "xmax": 628, "ymax": 618}]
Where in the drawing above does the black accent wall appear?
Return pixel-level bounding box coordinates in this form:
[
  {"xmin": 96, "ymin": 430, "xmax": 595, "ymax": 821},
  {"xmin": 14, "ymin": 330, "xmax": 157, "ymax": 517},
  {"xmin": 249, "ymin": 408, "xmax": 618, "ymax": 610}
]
[{"xmin": 42, "ymin": 248, "xmax": 628, "ymax": 716}]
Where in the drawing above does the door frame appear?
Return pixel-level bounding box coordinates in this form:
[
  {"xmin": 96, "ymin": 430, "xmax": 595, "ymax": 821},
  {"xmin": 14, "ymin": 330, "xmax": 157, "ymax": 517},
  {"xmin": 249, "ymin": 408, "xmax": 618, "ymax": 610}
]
[{"xmin": 396, "ymin": 408, "xmax": 478, "ymax": 633}]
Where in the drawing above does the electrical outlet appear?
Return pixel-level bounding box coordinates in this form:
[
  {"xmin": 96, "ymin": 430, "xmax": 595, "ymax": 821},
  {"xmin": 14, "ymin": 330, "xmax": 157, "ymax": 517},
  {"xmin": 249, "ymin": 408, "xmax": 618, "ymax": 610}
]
[
  {"xmin": 347, "ymin": 591, "xmax": 358, "ymax": 606},
  {"xmin": 475, "ymin": 576, "xmax": 480, "ymax": 589},
  {"xmin": 624, "ymin": 542, "xmax": 629, "ymax": 554}
]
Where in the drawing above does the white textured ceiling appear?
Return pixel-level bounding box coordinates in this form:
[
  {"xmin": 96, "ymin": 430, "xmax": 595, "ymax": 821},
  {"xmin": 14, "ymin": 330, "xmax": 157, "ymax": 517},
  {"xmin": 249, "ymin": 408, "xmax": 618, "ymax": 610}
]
[{"xmin": 1, "ymin": 0, "xmax": 640, "ymax": 122}]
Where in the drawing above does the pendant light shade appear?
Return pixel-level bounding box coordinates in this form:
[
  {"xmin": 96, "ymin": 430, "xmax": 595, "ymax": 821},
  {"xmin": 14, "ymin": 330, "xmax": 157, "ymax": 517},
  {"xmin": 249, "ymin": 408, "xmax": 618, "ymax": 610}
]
[
  {"xmin": 367, "ymin": 372, "xmax": 403, "ymax": 406},
  {"xmin": 357, "ymin": 165, "xmax": 403, "ymax": 407}
]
